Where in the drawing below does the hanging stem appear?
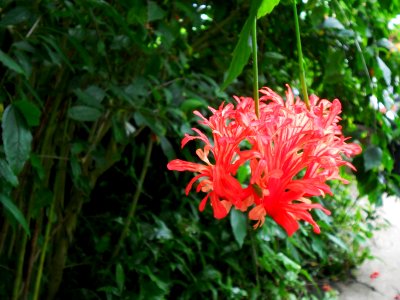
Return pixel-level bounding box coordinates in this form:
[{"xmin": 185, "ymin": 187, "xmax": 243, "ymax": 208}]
[
  {"xmin": 112, "ymin": 136, "xmax": 154, "ymax": 259},
  {"xmin": 292, "ymin": 0, "xmax": 310, "ymax": 108},
  {"xmin": 251, "ymin": 16, "xmax": 260, "ymax": 118}
]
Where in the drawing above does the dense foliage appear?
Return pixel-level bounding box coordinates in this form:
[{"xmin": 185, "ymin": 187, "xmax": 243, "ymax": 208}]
[{"xmin": 0, "ymin": 0, "xmax": 399, "ymax": 299}]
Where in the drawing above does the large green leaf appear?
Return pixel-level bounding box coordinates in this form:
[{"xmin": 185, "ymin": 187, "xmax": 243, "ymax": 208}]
[
  {"xmin": 0, "ymin": 194, "xmax": 30, "ymax": 236},
  {"xmin": 257, "ymin": 0, "xmax": 280, "ymax": 18},
  {"xmin": 221, "ymin": 0, "xmax": 281, "ymax": 90},
  {"xmin": 221, "ymin": 0, "xmax": 262, "ymax": 90},
  {"xmin": 2, "ymin": 105, "xmax": 33, "ymax": 174},
  {"xmin": 230, "ymin": 209, "xmax": 247, "ymax": 248}
]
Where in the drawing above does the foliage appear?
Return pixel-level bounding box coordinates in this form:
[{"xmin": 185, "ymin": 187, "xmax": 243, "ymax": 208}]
[{"xmin": 0, "ymin": 0, "xmax": 398, "ymax": 299}]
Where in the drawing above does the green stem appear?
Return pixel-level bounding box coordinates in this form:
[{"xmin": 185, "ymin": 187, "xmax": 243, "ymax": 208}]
[
  {"xmin": 11, "ymin": 232, "xmax": 28, "ymax": 300},
  {"xmin": 249, "ymin": 224, "xmax": 260, "ymax": 291},
  {"xmin": 251, "ymin": 16, "xmax": 259, "ymax": 118},
  {"xmin": 293, "ymin": 0, "xmax": 310, "ymax": 108},
  {"xmin": 32, "ymin": 200, "xmax": 55, "ymax": 300},
  {"xmin": 112, "ymin": 137, "xmax": 154, "ymax": 259}
]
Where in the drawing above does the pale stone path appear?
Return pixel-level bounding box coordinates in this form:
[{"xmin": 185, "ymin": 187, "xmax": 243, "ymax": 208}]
[{"xmin": 338, "ymin": 196, "xmax": 400, "ymax": 300}]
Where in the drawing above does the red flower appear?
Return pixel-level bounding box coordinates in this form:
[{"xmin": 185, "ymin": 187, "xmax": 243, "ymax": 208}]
[
  {"xmin": 168, "ymin": 85, "xmax": 361, "ymax": 236},
  {"xmin": 167, "ymin": 102, "xmax": 254, "ymax": 219}
]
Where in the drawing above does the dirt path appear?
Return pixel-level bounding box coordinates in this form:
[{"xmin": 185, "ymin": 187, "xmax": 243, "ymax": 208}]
[{"xmin": 338, "ymin": 196, "xmax": 400, "ymax": 300}]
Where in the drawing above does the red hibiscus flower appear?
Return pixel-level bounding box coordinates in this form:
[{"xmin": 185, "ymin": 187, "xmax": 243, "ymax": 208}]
[{"xmin": 168, "ymin": 85, "xmax": 361, "ymax": 236}]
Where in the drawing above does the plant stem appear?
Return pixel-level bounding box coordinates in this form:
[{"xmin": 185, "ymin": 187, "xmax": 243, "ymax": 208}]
[
  {"xmin": 22, "ymin": 216, "xmax": 41, "ymax": 300},
  {"xmin": 11, "ymin": 232, "xmax": 28, "ymax": 300},
  {"xmin": 249, "ymin": 224, "xmax": 260, "ymax": 291},
  {"xmin": 32, "ymin": 200, "xmax": 55, "ymax": 300},
  {"xmin": 112, "ymin": 137, "xmax": 154, "ymax": 259},
  {"xmin": 251, "ymin": 16, "xmax": 259, "ymax": 118},
  {"xmin": 293, "ymin": 0, "xmax": 310, "ymax": 108},
  {"xmin": 0, "ymin": 220, "xmax": 9, "ymax": 255}
]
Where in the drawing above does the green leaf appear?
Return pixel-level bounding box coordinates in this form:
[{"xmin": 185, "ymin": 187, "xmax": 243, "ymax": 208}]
[
  {"xmin": 74, "ymin": 86, "xmax": 105, "ymax": 109},
  {"xmin": 2, "ymin": 105, "xmax": 32, "ymax": 174},
  {"xmin": 142, "ymin": 266, "xmax": 170, "ymax": 292},
  {"xmin": 154, "ymin": 219, "xmax": 173, "ymax": 240},
  {"xmin": 322, "ymin": 17, "xmax": 345, "ymax": 30},
  {"xmin": 116, "ymin": 263, "xmax": 125, "ymax": 293},
  {"xmin": 311, "ymin": 237, "xmax": 327, "ymax": 260},
  {"xmin": 257, "ymin": 0, "xmax": 280, "ymax": 19},
  {"xmin": 377, "ymin": 38, "xmax": 395, "ymax": 51},
  {"xmin": 0, "ymin": 6, "xmax": 32, "ymax": 27},
  {"xmin": 148, "ymin": 1, "xmax": 166, "ymax": 22},
  {"xmin": 68, "ymin": 106, "xmax": 102, "ymax": 122},
  {"xmin": 0, "ymin": 194, "xmax": 30, "ymax": 236},
  {"xmin": 0, "ymin": 49, "xmax": 26, "ymax": 76},
  {"xmin": 221, "ymin": 0, "xmax": 262, "ymax": 90},
  {"xmin": 134, "ymin": 109, "xmax": 166, "ymax": 136},
  {"xmin": 376, "ymin": 56, "xmax": 391, "ymax": 85},
  {"xmin": 326, "ymin": 233, "xmax": 349, "ymax": 251},
  {"xmin": 264, "ymin": 51, "xmax": 286, "ymax": 61},
  {"xmin": 277, "ymin": 253, "xmax": 301, "ymax": 272},
  {"xmin": 0, "ymin": 159, "xmax": 19, "ymax": 187},
  {"xmin": 160, "ymin": 136, "xmax": 176, "ymax": 161},
  {"xmin": 127, "ymin": 5, "xmax": 147, "ymax": 25},
  {"xmin": 31, "ymin": 188, "xmax": 53, "ymax": 219},
  {"xmin": 180, "ymin": 98, "xmax": 207, "ymax": 115},
  {"xmin": 363, "ymin": 145, "xmax": 383, "ymax": 171},
  {"xmin": 323, "ymin": 49, "xmax": 345, "ymax": 84},
  {"xmin": 14, "ymin": 100, "xmax": 41, "ymax": 127},
  {"xmin": 237, "ymin": 163, "xmax": 251, "ymax": 184},
  {"xmin": 30, "ymin": 154, "xmax": 45, "ymax": 181},
  {"xmin": 230, "ymin": 209, "xmax": 247, "ymax": 248},
  {"xmin": 68, "ymin": 37, "xmax": 94, "ymax": 73}
]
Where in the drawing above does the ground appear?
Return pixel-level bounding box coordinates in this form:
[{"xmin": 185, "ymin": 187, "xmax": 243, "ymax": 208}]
[{"xmin": 338, "ymin": 196, "xmax": 400, "ymax": 300}]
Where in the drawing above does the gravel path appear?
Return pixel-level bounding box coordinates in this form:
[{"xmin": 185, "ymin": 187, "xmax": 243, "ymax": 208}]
[{"xmin": 338, "ymin": 196, "xmax": 400, "ymax": 300}]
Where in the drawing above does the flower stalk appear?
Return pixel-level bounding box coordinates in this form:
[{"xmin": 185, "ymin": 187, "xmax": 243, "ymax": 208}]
[
  {"xmin": 293, "ymin": 0, "xmax": 310, "ymax": 109},
  {"xmin": 251, "ymin": 17, "xmax": 260, "ymax": 118}
]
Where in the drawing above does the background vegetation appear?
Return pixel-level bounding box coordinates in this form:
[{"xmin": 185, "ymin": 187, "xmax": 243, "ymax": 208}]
[{"xmin": 0, "ymin": 0, "xmax": 399, "ymax": 299}]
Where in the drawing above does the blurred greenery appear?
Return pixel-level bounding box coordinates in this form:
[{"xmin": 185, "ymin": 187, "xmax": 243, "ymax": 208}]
[{"xmin": 0, "ymin": 0, "xmax": 399, "ymax": 299}]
